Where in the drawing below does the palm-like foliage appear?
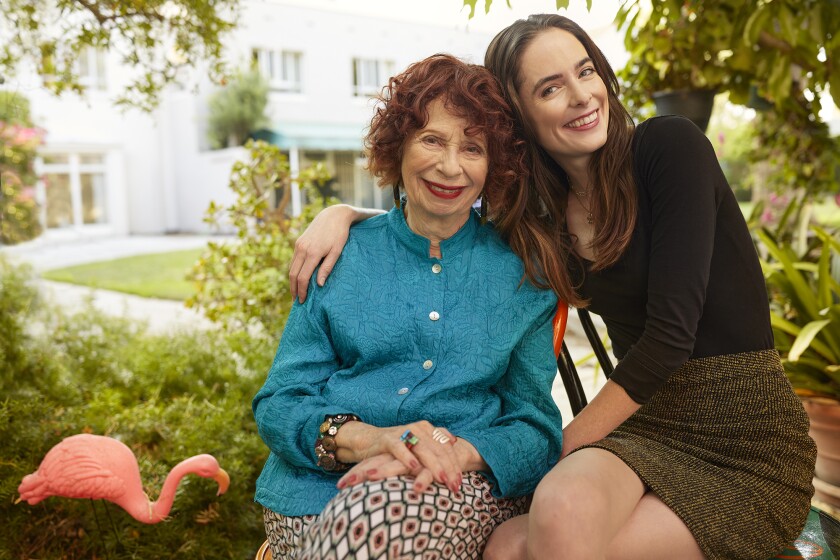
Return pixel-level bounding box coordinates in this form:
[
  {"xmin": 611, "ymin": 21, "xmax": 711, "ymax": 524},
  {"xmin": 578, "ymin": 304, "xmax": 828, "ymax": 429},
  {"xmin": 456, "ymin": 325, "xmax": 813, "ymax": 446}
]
[{"xmin": 759, "ymin": 226, "xmax": 840, "ymax": 400}]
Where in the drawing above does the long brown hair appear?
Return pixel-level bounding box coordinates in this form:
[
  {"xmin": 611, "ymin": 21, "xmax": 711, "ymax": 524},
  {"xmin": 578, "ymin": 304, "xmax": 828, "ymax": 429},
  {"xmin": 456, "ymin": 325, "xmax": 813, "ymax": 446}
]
[{"xmin": 485, "ymin": 14, "xmax": 637, "ymax": 306}]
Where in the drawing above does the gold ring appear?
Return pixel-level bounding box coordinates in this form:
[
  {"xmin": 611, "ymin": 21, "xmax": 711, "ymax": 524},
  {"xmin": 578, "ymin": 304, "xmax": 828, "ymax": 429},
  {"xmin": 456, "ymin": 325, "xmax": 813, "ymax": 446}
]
[{"xmin": 432, "ymin": 428, "xmax": 451, "ymax": 445}]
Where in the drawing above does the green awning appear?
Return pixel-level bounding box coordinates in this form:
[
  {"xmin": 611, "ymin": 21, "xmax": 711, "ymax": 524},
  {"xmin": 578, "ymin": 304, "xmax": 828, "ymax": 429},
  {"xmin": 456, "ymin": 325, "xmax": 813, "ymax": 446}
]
[{"xmin": 252, "ymin": 122, "xmax": 365, "ymax": 151}]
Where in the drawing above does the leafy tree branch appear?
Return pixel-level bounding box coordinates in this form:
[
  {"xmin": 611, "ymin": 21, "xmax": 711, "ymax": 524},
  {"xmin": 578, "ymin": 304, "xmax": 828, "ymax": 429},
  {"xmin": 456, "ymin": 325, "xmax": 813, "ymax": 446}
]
[{"xmin": 0, "ymin": 0, "xmax": 240, "ymax": 111}]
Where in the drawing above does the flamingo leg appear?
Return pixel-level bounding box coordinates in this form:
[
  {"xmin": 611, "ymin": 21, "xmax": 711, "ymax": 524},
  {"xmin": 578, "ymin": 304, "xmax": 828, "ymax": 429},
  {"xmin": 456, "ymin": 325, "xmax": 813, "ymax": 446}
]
[
  {"xmin": 102, "ymin": 501, "xmax": 125, "ymax": 552},
  {"xmin": 88, "ymin": 499, "xmax": 112, "ymax": 560}
]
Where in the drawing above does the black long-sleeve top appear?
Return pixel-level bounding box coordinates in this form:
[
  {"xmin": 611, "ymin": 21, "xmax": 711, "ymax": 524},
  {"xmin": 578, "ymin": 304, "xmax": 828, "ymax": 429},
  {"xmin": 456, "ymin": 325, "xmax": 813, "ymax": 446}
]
[{"xmin": 580, "ymin": 116, "xmax": 774, "ymax": 404}]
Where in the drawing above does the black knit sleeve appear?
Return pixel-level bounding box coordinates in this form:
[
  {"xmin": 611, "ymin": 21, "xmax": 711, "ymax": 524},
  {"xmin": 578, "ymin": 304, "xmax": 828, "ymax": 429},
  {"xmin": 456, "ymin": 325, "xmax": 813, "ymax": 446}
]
[{"xmin": 609, "ymin": 116, "xmax": 722, "ymax": 403}]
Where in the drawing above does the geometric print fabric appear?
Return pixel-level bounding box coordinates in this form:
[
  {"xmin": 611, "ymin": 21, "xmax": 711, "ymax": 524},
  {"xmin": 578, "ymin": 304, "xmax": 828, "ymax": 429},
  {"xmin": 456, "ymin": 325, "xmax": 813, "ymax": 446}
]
[{"xmin": 264, "ymin": 472, "xmax": 529, "ymax": 559}]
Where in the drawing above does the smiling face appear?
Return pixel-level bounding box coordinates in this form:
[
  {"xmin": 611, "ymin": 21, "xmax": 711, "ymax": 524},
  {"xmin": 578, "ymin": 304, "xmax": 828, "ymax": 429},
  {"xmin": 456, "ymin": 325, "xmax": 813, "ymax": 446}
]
[
  {"xmin": 400, "ymin": 97, "xmax": 488, "ymax": 239},
  {"xmin": 516, "ymin": 28, "xmax": 609, "ymax": 170}
]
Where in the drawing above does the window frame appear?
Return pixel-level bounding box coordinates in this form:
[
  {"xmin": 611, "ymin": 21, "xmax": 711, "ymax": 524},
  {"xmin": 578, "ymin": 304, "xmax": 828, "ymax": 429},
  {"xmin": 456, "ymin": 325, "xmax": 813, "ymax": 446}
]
[{"xmin": 253, "ymin": 48, "xmax": 303, "ymax": 93}]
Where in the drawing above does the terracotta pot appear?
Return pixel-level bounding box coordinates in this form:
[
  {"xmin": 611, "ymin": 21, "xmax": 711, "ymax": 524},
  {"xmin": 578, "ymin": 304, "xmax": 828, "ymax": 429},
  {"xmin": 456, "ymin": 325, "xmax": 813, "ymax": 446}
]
[
  {"xmin": 802, "ymin": 397, "xmax": 840, "ymax": 488},
  {"xmin": 813, "ymin": 477, "xmax": 840, "ymax": 509}
]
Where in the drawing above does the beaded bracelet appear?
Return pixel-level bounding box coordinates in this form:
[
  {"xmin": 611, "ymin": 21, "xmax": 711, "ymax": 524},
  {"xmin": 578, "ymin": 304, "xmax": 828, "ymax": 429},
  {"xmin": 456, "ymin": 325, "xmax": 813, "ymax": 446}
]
[{"xmin": 315, "ymin": 413, "xmax": 360, "ymax": 472}]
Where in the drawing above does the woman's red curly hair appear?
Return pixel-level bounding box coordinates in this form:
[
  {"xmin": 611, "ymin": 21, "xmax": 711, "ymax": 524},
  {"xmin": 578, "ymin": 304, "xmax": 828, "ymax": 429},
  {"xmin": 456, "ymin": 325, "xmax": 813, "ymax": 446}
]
[{"xmin": 365, "ymin": 53, "xmax": 526, "ymax": 215}]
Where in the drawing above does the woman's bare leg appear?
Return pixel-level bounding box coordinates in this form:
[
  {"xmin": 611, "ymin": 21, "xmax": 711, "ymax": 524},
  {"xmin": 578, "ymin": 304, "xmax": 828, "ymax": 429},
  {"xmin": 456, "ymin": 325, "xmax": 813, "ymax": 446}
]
[
  {"xmin": 606, "ymin": 492, "xmax": 705, "ymax": 560},
  {"xmin": 483, "ymin": 514, "xmax": 529, "ymax": 560},
  {"xmin": 527, "ymin": 448, "xmax": 646, "ymax": 560},
  {"xmin": 526, "ymin": 448, "xmax": 705, "ymax": 560}
]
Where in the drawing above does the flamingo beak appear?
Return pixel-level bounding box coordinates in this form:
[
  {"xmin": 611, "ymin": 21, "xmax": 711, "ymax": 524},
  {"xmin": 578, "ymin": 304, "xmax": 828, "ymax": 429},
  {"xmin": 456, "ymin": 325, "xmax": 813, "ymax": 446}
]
[{"xmin": 214, "ymin": 468, "xmax": 231, "ymax": 495}]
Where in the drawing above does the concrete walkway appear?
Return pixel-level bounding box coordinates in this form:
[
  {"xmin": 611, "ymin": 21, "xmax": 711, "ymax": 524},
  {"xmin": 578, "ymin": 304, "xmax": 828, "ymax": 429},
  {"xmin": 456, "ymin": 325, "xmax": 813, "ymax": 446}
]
[{"xmin": 0, "ymin": 232, "xmax": 608, "ymax": 424}]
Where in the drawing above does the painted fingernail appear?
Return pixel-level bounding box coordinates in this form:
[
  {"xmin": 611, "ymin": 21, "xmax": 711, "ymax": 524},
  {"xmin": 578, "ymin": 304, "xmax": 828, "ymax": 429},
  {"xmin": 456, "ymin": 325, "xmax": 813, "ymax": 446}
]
[
  {"xmin": 366, "ymin": 469, "xmax": 378, "ymax": 476},
  {"xmin": 410, "ymin": 460, "xmax": 420, "ymax": 470},
  {"xmin": 439, "ymin": 472, "xmax": 448, "ymax": 484}
]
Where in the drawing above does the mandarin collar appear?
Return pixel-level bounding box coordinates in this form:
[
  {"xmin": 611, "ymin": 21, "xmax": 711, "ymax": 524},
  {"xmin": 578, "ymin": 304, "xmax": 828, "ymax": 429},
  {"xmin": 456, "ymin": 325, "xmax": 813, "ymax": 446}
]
[{"xmin": 387, "ymin": 203, "xmax": 479, "ymax": 260}]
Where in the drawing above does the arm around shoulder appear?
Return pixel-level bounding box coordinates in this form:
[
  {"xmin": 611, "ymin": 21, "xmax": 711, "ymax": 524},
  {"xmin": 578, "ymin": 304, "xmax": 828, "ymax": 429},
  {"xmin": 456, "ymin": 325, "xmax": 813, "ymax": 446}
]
[{"xmin": 290, "ymin": 204, "xmax": 386, "ymax": 302}]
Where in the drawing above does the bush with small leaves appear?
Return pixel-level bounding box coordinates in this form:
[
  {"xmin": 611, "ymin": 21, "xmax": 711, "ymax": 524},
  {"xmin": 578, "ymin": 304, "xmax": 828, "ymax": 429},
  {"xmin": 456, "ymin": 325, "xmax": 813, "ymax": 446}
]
[
  {"xmin": 0, "ymin": 258, "xmax": 275, "ymax": 559},
  {"xmin": 187, "ymin": 139, "xmax": 336, "ymax": 338}
]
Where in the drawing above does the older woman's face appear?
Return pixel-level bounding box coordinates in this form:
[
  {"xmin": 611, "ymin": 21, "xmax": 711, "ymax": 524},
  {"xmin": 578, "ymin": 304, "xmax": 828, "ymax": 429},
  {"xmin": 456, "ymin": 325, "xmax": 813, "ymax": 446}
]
[{"xmin": 400, "ymin": 97, "xmax": 487, "ymax": 229}]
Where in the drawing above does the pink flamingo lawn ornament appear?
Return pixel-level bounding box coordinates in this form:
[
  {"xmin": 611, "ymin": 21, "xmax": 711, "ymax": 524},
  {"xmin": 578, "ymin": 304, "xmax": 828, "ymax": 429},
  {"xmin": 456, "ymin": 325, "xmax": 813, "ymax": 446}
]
[{"xmin": 16, "ymin": 433, "xmax": 231, "ymax": 524}]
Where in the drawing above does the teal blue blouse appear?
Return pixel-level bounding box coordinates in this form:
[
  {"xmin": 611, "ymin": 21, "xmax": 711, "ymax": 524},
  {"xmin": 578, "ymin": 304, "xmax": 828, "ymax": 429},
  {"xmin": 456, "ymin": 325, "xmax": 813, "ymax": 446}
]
[{"xmin": 253, "ymin": 206, "xmax": 563, "ymax": 516}]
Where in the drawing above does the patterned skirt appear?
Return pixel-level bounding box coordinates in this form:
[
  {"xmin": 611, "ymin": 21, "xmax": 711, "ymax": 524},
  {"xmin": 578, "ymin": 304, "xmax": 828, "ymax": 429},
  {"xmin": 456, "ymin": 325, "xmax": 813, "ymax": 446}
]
[
  {"xmin": 580, "ymin": 349, "xmax": 817, "ymax": 560},
  {"xmin": 263, "ymin": 471, "xmax": 528, "ymax": 560}
]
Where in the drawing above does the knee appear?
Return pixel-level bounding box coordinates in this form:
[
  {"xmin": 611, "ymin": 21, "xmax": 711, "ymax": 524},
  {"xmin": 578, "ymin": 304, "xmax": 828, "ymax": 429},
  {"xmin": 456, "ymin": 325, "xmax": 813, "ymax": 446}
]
[
  {"xmin": 530, "ymin": 478, "xmax": 573, "ymax": 523},
  {"xmin": 528, "ymin": 475, "xmax": 594, "ymax": 537},
  {"xmin": 483, "ymin": 520, "xmax": 527, "ymax": 560}
]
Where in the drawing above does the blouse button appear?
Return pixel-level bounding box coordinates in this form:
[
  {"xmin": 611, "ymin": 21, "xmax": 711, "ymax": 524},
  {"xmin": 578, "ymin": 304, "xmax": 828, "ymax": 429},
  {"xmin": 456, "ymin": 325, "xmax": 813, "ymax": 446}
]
[
  {"xmin": 432, "ymin": 263, "xmax": 442, "ymax": 274},
  {"xmin": 423, "ymin": 360, "xmax": 433, "ymax": 370},
  {"xmin": 397, "ymin": 387, "xmax": 409, "ymax": 395},
  {"xmin": 429, "ymin": 311, "xmax": 440, "ymax": 321}
]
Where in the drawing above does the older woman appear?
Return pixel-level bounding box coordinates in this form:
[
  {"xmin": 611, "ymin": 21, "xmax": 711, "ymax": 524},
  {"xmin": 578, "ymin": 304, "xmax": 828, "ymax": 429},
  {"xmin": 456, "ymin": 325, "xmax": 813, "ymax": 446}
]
[{"xmin": 252, "ymin": 53, "xmax": 563, "ymax": 560}]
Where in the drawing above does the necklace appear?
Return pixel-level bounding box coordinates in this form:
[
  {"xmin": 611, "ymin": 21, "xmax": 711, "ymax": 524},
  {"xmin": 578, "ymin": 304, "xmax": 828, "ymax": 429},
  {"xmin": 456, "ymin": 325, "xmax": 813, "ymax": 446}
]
[{"xmin": 571, "ymin": 187, "xmax": 594, "ymax": 225}]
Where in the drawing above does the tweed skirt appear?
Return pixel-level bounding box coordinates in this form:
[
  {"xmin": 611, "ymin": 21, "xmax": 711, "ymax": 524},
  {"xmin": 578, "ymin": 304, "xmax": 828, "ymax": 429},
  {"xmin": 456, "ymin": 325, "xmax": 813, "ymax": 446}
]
[{"xmin": 579, "ymin": 349, "xmax": 817, "ymax": 560}]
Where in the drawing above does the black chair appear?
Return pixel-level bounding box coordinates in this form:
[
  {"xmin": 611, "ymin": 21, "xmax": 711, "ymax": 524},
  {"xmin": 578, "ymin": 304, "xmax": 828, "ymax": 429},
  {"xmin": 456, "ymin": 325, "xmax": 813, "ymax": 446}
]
[{"xmin": 555, "ymin": 307, "xmax": 840, "ymax": 560}]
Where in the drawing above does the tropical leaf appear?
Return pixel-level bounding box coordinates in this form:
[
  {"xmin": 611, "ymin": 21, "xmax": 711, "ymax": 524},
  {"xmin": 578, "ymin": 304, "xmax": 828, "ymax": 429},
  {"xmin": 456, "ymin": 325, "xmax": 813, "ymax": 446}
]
[
  {"xmin": 758, "ymin": 229, "xmax": 820, "ymax": 318},
  {"xmin": 788, "ymin": 319, "xmax": 832, "ymax": 362},
  {"xmin": 770, "ymin": 313, "xmax": 802, "ymax": 338}
]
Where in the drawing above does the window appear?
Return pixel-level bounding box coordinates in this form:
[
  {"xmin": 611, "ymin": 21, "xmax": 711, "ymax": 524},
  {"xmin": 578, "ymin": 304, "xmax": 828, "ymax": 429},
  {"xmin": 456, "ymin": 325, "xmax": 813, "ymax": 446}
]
[
  {"xmin": 253, "ymin": 48, "xmax": 302, "ymax": 92},
  {"xmin": 352, "ymin": 58, "xmax": 394, "ymax": 97},
  {"xmin": 38, "ymin": 152, "xmax": 108, "ymax": 229},
  {"xmin": 41, "ymin": 47, "xmax": 106, "ymax": 90},
  {"xmin": 78, "ymin": 47, "xmax": 107, "ymax": 90}
]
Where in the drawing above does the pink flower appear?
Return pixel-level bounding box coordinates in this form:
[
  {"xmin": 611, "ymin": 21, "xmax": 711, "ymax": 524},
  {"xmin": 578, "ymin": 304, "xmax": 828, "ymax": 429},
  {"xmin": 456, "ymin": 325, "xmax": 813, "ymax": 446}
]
[
  {"xmin": 0, "ymin": 121, "xmax": 45, "ymax": 148},
  {"xmin": 761, "ymin": 209, "xmax": 775, "ymax": 224},
  {"xmin": 18, "ymin": 187, "xmax": 35, "ymax": 201}
]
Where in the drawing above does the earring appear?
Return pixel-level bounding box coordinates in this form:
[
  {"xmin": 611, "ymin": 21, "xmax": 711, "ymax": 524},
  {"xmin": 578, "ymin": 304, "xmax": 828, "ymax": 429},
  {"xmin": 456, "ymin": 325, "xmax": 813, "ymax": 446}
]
[
  {"xmin": 393, "ymin": 183, "xmax": 401, "ymax": 209},
  {"xmin": 480, "ymin": 194, "xmax": 488, "ymax": 225}
]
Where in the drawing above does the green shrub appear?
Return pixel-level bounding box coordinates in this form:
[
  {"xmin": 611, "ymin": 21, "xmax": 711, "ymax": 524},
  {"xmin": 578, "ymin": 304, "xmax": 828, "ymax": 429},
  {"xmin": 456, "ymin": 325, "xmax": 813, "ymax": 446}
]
[
  {"xmin": 0, "ymin": 257, "xmax": 277, "ymax": 559},
  {"xmin": 187, "ymin": 140, "xmax": 335, "ymax": 338},
  {"xmin": 207, "ymin": 68, "xmax": 269, "ymax": 149},
  {"xmin": 759, "ymin": 226, "xmax": 840, "ymax": 400}
]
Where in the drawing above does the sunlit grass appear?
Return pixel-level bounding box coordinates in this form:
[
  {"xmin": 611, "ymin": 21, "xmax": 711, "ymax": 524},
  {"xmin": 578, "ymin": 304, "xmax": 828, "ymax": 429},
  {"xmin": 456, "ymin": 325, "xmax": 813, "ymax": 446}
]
[{"xmin": 41, "ymin": 248, "xmax": 203, "ymax": 301}]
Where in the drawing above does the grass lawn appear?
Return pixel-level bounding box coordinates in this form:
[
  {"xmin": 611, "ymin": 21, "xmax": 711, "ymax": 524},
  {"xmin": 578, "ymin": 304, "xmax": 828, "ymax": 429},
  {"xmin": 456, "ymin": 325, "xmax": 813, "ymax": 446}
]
[{"xmin": 41, "ymin": 248, "xmax": 204, "ymax": 301}]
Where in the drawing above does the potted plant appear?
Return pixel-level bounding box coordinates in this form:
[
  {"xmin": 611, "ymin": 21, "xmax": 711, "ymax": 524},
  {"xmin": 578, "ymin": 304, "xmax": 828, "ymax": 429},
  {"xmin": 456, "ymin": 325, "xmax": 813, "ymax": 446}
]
[
  {"xmin": 758, "ymin": 226, "xmax": 840, "ymax": 506},
  {"xmin": 616, "ymin": 0, "xmax": 739, "ymax": 131}
]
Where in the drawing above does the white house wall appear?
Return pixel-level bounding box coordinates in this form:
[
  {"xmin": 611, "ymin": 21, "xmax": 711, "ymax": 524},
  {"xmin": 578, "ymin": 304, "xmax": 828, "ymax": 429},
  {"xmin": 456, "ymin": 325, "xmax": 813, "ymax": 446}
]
[
  {"xmin": 10, "ymin": 53, "xmax": 176, "ymax": 235},
  {"xmin": 229, "ymin": 1, "xmax": 493, "ymax": 128}
]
